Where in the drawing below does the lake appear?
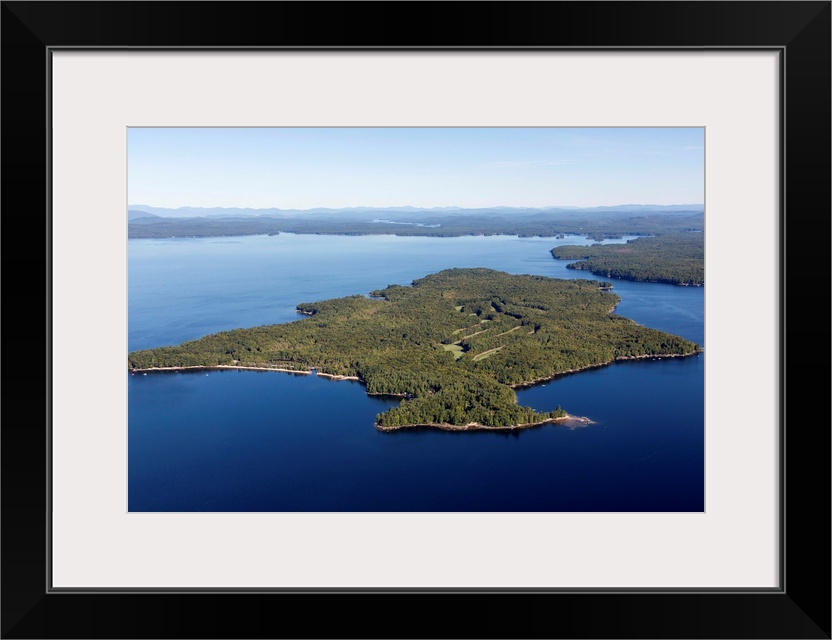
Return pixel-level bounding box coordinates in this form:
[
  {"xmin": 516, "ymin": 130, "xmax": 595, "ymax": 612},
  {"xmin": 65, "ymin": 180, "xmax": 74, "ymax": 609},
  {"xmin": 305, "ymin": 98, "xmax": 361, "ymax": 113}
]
[{"xmin": 128, "ymin": 233, "xmax": 704, "ymax": 511}]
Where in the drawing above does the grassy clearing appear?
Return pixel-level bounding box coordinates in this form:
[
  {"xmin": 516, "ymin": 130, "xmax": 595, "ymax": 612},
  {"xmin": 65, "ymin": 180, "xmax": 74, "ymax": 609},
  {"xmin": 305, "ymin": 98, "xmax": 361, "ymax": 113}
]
[
  {"xmin": 472, "ymin": 345, "xmax": 504, "ymax": 361},
  {"xmin": 440, "ymin": 343, "xmax": 465, "ymax": 360},
  {"xmin": 452, "ymin": 319, "xmax": 490, "ymax": 336},
  {"xmin": 494, "ymin": 325, "xmax": 523, "ymax": 338}
]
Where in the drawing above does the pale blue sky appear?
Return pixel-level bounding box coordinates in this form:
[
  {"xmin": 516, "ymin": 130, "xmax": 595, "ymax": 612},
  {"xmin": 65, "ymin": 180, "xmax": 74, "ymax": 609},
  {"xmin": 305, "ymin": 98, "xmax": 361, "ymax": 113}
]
[{"xmin": 128, "ymin": 127, "xmax": 704, "ymax": 209}]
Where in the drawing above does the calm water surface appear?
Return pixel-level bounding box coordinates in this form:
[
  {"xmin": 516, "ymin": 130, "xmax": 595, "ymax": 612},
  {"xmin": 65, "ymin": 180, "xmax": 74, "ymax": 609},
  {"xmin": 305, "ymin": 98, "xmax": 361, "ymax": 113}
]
[{"xmin": 129, "ymin": 234, "xmax": 704, "ymax": 511}]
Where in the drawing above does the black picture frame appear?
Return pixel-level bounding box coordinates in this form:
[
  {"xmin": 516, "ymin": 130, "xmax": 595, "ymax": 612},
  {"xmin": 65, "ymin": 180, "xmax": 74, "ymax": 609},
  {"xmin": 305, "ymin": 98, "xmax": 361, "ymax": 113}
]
[{"xmin": 2, "ymin": 2, "xmax": 829, "ymax": 638}]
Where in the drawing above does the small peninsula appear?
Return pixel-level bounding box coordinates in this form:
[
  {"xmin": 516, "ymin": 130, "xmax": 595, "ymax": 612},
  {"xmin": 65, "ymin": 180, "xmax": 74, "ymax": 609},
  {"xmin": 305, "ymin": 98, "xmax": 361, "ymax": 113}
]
[
  {"xmin": 551, "ymin": 232, "xmax": 704, "ymax": 286},
  {"xmin": 128, "ymin": 269, "xmax": 701, "ymax": 430}
]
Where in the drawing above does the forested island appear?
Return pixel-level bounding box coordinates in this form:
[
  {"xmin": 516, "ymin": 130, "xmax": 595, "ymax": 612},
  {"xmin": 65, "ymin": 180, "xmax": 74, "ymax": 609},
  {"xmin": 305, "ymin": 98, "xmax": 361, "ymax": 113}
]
[
  {"xmin": 551, "ymin": 232, "xmax": 704, "ymax": 286},
  {"xmin": 128, "ymin": 269, "xmax": 701, "ymax": 430}
]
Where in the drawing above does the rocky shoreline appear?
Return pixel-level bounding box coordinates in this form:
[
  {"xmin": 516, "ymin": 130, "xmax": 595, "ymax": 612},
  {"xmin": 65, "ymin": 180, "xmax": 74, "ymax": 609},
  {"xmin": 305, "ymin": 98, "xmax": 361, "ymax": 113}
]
[{"xmin": 375, "ymin": 413, "xmax": 593, "ymax": 432}]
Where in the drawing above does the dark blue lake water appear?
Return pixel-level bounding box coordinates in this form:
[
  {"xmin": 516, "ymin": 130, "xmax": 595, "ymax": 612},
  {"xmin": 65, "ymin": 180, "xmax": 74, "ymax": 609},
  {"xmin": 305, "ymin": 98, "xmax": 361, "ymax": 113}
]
[{"xmin": 129, "ymin": 234, "xmax": 704, "ymax": 512}]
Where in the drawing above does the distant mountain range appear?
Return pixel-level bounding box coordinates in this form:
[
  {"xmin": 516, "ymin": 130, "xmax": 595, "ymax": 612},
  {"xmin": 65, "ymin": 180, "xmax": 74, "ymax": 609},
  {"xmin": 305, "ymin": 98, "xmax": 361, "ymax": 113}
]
[
  {"xmin": 128, "ymin": 210, "xmax": 160, "ymax": 221},
  {"xmin": 127, "ymin": 203, "xmax": 704, "ymax": 219}
]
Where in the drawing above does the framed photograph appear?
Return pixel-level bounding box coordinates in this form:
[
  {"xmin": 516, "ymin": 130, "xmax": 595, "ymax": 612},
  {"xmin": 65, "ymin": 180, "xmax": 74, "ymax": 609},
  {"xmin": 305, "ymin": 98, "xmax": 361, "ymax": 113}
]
[
  {"xmin": 125, "ymin": 124, "xmax": 707, "ymax": 516},
  {"xmin": 3, "ymin": 2, "xmax": 829, "ymax": 638}
]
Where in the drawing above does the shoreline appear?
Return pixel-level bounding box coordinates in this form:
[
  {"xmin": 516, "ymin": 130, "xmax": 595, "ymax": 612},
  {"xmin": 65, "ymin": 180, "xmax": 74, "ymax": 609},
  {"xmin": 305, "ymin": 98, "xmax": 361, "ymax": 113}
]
[
  {"xmin": 130, "ymin": 347, "xmax": 702, "ymax": 389},
  {"xmin": 130, "ymin": 348, "xmax": 702, "ymax": 392},
  {"xmin": 375, "ymin": 413, "xmax": 593, "ymax": 433},
  {"xmin": 314, "ymin": 372, "xmax": 361, "ymax": 381},
  {"xmin": 508, "ymin": 348, "xmax": 703, "ymax": 389},
  {"xmin": 130, "ymin": 364, "xmax": 313, "ymax": 375},
  {"xmin": 128, "ymin": 364, "xmax": 362, "ymax": 381}
]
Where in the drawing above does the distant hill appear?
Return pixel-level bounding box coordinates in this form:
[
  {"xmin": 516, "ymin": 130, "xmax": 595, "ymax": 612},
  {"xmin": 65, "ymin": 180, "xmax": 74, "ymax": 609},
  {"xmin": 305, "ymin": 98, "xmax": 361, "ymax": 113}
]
[
  {"xmin": 127, "ymin": 204, "xmax": 704, "ymax": 219},
  {"xmin": 128, "ymin": 209, "xmax": 160, "ymax": 221},
  {"xmin": 547, "ymin": 204, "xmax": 704, "ymax": 213}
]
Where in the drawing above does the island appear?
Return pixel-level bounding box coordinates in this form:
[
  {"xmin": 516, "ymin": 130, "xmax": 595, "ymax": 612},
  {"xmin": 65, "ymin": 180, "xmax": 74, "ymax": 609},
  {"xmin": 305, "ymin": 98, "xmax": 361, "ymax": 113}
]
[
  {"xmin": 128, "ymin": 268, "xmax": 701, "ymax": 430},
  {"xmin": 551, "ymin": 232, "xmax": 704, "ymax": 286}
]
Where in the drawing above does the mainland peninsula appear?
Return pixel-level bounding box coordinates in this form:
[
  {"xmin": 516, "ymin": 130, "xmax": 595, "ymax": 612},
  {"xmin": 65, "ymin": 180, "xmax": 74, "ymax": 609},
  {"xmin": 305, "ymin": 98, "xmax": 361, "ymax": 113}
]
[
  {"xmin": 551, "ymin": 232, "xmax": 704, "ymax": 286},
  {"xmin": 128, "ymin": 268, "xmax": 701, "ymax": 430}
]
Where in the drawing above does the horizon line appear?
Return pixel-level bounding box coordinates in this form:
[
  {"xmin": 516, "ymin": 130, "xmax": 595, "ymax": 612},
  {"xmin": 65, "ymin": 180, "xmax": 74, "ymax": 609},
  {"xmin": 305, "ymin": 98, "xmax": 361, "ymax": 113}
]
[{"xmin": 128, "ymin": 203, "xmax": 705, "ymax": 210}]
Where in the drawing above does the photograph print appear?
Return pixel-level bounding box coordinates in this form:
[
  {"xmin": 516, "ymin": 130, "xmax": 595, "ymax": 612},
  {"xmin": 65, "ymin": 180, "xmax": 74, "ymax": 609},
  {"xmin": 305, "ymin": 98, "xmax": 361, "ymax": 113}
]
[{"xmin": 127, "ymin": 127, "xmax": 704, "ymax": 512}]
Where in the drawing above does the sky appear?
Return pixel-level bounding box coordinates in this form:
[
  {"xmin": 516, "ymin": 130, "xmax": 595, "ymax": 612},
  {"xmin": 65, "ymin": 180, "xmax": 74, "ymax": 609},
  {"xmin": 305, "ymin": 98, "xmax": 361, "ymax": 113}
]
[{"xmin": 128, "ymin": 127, "xmax": 704, "ymax": 209}]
